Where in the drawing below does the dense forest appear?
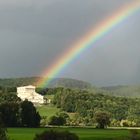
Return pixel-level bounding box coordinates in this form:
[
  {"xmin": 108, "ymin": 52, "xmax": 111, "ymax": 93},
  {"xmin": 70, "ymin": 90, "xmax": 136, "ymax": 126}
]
[{"xmin": 52, "ymin": 88, "xmax": 140, "ymax": 127}]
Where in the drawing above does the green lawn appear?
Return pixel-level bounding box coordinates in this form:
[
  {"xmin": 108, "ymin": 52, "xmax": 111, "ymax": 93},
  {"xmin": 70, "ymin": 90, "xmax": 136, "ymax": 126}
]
[
  {"xmin": 8, "ymin": 127, "xmax": 131, "ymax": 140},
  {"xmin": 36, "ymin": 105, "xmax": 60, "ymax": 118}
]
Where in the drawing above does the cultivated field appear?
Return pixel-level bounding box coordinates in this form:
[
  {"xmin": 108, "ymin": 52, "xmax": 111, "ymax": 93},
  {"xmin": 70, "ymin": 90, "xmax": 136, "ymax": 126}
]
[{"xmin": 8, "ymin": 127, "xmax": 131, "ymax": 140}]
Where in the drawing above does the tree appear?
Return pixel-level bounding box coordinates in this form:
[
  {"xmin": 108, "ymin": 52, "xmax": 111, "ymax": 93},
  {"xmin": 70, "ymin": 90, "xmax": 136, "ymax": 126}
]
[
  {"xmin": 34, "ymin": 130, "xmax": 79, "ymax": 140},
  {"xmin": 0, "ymin": 102, "xmax": 20, "ymax": 127},
  {"xmin": 94, "ymin": 111, "xmax": 110, "ymax": 129},
  {"xmin": 48, "ymin": 115, "xmax": 66, "ymax": 126},
  {"xmin": 20, "ymin": 100, "xmax": 41, "ymax": 127}
]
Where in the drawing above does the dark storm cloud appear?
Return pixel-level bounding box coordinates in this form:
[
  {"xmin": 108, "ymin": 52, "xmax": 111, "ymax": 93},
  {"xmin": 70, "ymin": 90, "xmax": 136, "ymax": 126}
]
[{"xmin": 0, "ymin": 0, "xmax": 139, "ymax": 86}]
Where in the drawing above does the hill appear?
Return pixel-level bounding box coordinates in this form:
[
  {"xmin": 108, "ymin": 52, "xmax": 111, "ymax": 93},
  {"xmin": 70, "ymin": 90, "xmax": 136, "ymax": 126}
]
[
  {"xmin": 0, "ymin": 77, "xmax": 38, "ymax": 87},
  {"xmin": 1, "ymin": 77, "xmax": 140, "ymax": 97},
  {"xmin": 46, "ymin": 78, "xmax": 92, "ymax": 89},
  {"xmin": 101, "ymin": 85, "xmax": 140, "ymax": 98},
  {"xmin": 0, "ymin": 77, "xmax": 92, "ymax": 89}
]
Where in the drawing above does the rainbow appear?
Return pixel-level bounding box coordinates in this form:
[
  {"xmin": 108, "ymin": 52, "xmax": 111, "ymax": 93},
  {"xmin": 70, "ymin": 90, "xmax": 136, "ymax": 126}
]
[{"xmin": 37, "ymin": 1, "xmax": 140, "ymax": 88}]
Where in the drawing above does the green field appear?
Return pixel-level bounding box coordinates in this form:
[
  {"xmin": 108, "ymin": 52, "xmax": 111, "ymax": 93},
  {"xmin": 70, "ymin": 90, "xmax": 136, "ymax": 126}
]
[
  {"xmin": 8, "ymin": 127, "xmax": 131, "ymax": 140},
  {"xmin": 36, "ymin": 105, "xmax": 60, "ymax": 118}
]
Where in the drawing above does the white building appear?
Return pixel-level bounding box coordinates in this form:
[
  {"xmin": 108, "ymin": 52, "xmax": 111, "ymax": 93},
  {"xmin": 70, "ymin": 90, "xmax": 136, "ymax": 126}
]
[{"xmin": 17, "ymin": 85, "xmax": 44, "ymax": 104}]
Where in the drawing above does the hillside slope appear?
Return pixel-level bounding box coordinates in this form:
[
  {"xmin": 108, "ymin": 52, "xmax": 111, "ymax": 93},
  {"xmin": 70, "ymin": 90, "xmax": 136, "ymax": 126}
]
[
  {"xmin": 0, "ymin": 77, "xmax": 92, "ymax": 89},
  {"xmin": 102, "ymin": 85, "xmax": 140, "ymax": 98}
]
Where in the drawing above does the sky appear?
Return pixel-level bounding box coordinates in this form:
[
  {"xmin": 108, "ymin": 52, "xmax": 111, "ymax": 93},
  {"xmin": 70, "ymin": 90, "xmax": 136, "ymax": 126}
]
[{"xmin": 0, "ymin": 0, "xmax": 140, "ymax": 86}]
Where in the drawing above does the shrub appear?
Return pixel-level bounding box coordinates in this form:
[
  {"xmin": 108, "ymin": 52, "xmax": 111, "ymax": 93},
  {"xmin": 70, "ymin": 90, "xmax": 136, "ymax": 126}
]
[
  {"xmin": 48, "ymin": 116, "xmax": 66, "ymax": 126},
  {"xmin": 34, "ymin": 130, "xmax": 79, "ymax": 140}
]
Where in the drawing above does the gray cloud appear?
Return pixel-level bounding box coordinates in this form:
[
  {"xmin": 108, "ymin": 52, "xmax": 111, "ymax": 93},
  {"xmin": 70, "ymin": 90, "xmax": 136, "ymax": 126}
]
[{"xmin": 0, "ymin": 0, "xmax": 139, "ymax": 86}]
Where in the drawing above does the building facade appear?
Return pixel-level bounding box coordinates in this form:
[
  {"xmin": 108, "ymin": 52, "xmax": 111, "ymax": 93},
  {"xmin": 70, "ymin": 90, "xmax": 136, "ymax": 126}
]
[{"xmin": 17, "ymin": 85, "xmax": 44, "ymax": 104}]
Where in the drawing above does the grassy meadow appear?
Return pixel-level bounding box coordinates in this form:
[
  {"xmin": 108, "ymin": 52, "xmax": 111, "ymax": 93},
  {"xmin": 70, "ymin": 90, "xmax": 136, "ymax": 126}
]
[
  {"xmin": 36, "ymin": 105, "xmax": 60, "ymax": 118},
  {"xmin": 8, "ymin": 127, "xmax": 131, "ymax": 140},
  {"xmin": 36, "ymin": 95, "xmax": 60, "ymax": 118}
]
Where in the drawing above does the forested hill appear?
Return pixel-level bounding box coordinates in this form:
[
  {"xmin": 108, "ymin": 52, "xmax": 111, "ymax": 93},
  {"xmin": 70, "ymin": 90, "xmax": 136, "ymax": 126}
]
[
  {"xmin": 46, "ymin": 78, "xmax": 91, "ymax": 89},
  {"xmin": 0, "ymin": 77, "xmax": 38, "ymax": 87},
  {"xmin": 101, "ymin": 85, "xmax": 140, "ymax": 98},
  {"xmin": 0, "ymin": 77, "xmax": 91, "ymax": 89},
  {"xmin": 1, "ymin": 77, "xmax": 140, "ymax": 97}
]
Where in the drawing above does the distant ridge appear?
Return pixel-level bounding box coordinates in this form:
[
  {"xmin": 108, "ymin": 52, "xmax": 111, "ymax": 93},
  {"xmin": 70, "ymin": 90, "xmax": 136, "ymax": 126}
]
[
  {"xmin": 46, "ymin": 78, "xmax": 92, "ymax": 89},
  {"xmin": 0, "ymin": 77, "xmax": 91, "ymax": 89},
  {"xmin": 101, "ymin": 85, "xmax": 140, "ymax": 98},
  {"xmin": 1, "ymin": 77, "xmax": 140, "ymax": 97}
]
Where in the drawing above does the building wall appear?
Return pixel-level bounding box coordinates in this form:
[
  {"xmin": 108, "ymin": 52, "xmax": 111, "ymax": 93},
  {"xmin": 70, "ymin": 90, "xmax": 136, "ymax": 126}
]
[{"xmin": 17, "ymin": 85, "xmax": 44, "ymax": 104}]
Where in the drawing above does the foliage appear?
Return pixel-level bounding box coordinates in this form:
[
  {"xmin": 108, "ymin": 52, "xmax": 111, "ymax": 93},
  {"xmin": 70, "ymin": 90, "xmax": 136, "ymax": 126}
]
[
  {"xmin": 0, "ymin": 93, "xmax": 21, "ymax": 103},
  {"xmin": 0, "ymin": 102, "xmax": 20, "ymax": 127},
  {"xmin": 53, "ymin": 88, "xmax": 140, "ymax": 127},
  {"xmin": 20, "ymin": 100, "xmax": 41, "ymax": 127},
  {"xmin": 48, "ymin": 115, "xmax": 66, "ymax": 126},
  {"xmin": 0, "ymin": 97, "xmax": 41, "ymax": 127},
  {"xmin": 57, "ymin": 112, "xmax": 70, "ymax": 120},
  {"xmin": 94, "ymin": 111, "xmax": 110, "ymax": 128}
]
